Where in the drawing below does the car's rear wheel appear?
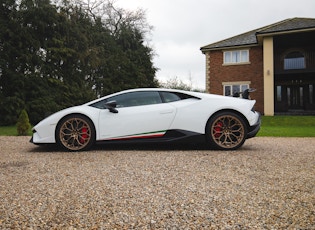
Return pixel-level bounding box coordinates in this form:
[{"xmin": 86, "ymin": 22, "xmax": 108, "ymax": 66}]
[
  {"xmin": 206, "ymin": 112, "xmax": 247, "ymax": 150},
  {"xmin": 56, "ymin": 115, "xmax": 95, "ymax": 151}
]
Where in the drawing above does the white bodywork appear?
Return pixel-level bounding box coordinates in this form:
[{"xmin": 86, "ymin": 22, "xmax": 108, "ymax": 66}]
[{"xmin": 32, "ymin": 88, "xmax": 260, "ymax": 144}]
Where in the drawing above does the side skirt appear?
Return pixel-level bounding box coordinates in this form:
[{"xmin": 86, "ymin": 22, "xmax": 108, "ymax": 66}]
[{"xmin": 96, "ymin": 130, "xmax": 205, "ymax": 145}]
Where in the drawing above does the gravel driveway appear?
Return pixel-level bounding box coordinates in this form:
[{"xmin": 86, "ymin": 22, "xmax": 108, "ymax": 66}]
[{"xmin": 0, "ymin": 136, "xmax": 314, "ymax": 229}]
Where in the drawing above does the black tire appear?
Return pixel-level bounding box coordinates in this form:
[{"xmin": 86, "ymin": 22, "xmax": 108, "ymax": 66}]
[
  {"xmin": 206, "ymin": 112, "xmax": 247, "ymax": 150},
  {"xmin": 56, "ymin": 115, "xmax": 95, "ymax": 151}
]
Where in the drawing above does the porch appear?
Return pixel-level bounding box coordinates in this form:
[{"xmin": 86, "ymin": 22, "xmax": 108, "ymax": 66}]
[
  {"xmin": 274, "ymin": 72, "xmax": 315, "ymax": 115},
  {"xmin": 273, "ymin": 31, "xmax": 315, "ymax": 115}
]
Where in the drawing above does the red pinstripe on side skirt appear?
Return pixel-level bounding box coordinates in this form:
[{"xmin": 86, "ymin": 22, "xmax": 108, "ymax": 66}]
[{"xmin": 103, "ymin": 130, "xmax": 166, "ymax": 141}]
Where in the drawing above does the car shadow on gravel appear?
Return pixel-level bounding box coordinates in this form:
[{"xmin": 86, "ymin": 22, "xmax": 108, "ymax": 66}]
[
  {"xmin": 95, "ymin": 142, "xmax": 211, "ymax": 151},
  {"xmin": 28, "ymin": 141, "xmax": 258, "ymax": 153},
  {"xmin": 29, "ymin": 142, "xmax": 211, "ymax": 152}
]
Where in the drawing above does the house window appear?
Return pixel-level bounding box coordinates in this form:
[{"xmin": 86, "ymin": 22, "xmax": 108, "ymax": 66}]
[
  {"xmin": 284, "ymin": 51, "xmax": 305, "ymax": 70},
  {"xmin": 224, "ymin": 50, "xmax": 249, "ymax": 64},
  {"xmin": 276, "ymin": 86, "xmax": 282, "ymax": 102},
  {"xmin": 309, "ymin": 85, "xmax": 313, "ymax": 104},
  {"xmin": 287, "ymin": 88, "xmax": 291, "ymax": 106},
  {"xmin": 223, "ymin": 82, "xmax": 249, "ymax": 97}
]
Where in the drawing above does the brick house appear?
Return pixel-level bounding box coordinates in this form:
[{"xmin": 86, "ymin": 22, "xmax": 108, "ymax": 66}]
[{"xmin": 200, "ymin": 18, "xmax": 315, "ymax": 115}]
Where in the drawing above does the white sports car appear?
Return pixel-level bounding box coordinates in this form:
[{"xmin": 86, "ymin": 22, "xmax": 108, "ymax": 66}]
[{"xmin": 31, "ymin": 88, "xmax": 261, "ymax": 151}]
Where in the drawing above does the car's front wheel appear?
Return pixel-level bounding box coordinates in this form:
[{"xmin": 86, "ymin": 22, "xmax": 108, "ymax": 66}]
[
  {"xmin": 56, "ymin": 115, "xmax": 95, "ymax": 151},
  {"xmin": 206, "ymin": 112, "xmax": 247, "ymax": 150}
]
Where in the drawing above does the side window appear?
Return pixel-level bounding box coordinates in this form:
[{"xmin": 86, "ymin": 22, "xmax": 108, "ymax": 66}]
[
  {"xmin": 160, "ymin": 92, "xmax": 181, "ymax": 102},
  {"xmin": 109, "ymin": 91, "xmax": 162, "ymax": 108},
  {"xmin": 89, "ymin": 91, "xmax": 199, "ymax": 109},
  {"xmin": 89, "ymin": 99, "xmax": 107, "ymax": 109},
  {"xmin": 160, "ymin": 91, "xmax": 200, "ymax": 102}
]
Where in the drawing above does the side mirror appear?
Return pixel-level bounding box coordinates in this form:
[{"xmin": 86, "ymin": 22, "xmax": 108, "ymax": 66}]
[{"xmin": 105, "ymin": 101, "xmax": 118, "ymax": 113}]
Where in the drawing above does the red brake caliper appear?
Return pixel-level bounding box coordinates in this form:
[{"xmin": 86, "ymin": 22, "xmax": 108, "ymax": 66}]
[
  {"xmin": 214, "ymin": 121, "xmax": 223, "ymax": 138},
  {"xmin": 80, "ymin": 127, "xmax": 88, "ymax": 143}
]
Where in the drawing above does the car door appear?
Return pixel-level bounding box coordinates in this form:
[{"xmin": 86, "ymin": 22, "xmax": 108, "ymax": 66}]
[{"xmin": 98, "ymin": 91, "xmax": 176, "ymax": 140}]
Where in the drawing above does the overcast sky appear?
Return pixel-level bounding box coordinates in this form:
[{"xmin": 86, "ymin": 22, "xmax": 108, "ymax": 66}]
[{"xmin": 116, "ymin": 0, "xmax": 315, "ymax": 90}]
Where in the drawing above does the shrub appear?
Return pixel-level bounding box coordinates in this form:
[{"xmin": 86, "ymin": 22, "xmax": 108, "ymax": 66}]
[{"xmin": 16, "ymin": 110, "xmax": 31, "ymax": 136}]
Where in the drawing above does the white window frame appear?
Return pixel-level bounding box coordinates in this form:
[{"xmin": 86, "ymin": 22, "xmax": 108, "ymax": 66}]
[
  {"xmin": 222, "ymin": 81, "xmax": 250, "ymax": 97},
  {"xmin": 223, "ymin": 50, "xmax": 249, "ymax": 65}
]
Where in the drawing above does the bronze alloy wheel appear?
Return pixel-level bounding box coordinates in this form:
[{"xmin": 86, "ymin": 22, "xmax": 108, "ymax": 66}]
[
  {"xmin": 206, "ymin": 112, "xmax": 247, "ymax": 150},
  {"xmin": 57, "ymin": 115, "xmax": 95, "ymax": 151}
]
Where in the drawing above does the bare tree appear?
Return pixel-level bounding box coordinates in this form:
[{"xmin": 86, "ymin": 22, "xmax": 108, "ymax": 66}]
[
  {"xmin": 160, "ymin": 76, "xmax": 193, "ymax": 91},
  {"xmin": 73, "ymin": 0, "xmax": 152, "ymax": 37}
]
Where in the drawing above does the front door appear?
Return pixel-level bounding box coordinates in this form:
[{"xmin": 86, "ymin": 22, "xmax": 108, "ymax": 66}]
[{"xmin": 287, "ymin": 85, "xmax": 304, "ymax": 110}]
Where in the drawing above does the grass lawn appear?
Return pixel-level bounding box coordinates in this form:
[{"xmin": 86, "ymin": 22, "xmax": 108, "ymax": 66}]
[
  {"xmin": 0, "ymin": 116, "xmax": 314, "ymax": 137},
  {"xmin": 0, "ymin": 126, "xmax": 33, "ymax": 136},
  {"xmin": 257, "ymin": 116, "xmax": 315, "ymax": 137}
]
